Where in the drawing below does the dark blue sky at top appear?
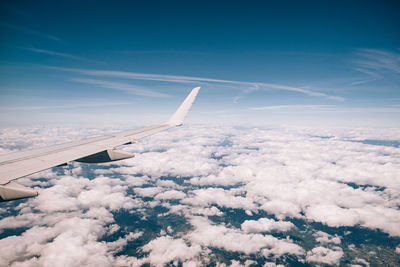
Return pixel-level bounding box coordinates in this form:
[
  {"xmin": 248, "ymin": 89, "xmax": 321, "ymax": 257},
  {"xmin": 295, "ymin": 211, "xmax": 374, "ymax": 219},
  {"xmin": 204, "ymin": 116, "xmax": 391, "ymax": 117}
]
[{"xmin": 0, "ymin": 0, "xmax": 399, "ymax": 127}]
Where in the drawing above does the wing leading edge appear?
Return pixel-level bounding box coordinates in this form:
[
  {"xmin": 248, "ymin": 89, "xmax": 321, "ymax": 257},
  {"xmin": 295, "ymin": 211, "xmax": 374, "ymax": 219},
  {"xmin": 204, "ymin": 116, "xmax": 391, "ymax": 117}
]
[{"xmin": 0, "ymin": 87, "xmax": 200, "ymax": 201}]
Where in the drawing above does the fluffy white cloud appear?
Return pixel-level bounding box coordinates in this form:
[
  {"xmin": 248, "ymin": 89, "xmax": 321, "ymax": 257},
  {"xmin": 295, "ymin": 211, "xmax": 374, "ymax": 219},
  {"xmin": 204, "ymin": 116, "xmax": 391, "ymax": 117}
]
[
  {"xmin": 306, "ymin": 246, "xmax": 344, "ymax": 265},
  {"xmin": 190, "ymin": 206, "xmax": 224, "ymax": 216},
  {"xmin": 0, "ymin": 215, "xmax": 142, "ymax": 267},
  {"xmin": 182, "ymin": 188, "xmax": 257, "ymax": 211},
  {"xmin": 0, "ymin": 168, "xmax": 142, "ymax": 266},
  {"xmin": 187, "ymin": 216, "xmax": 303, "ymax": 256},
  {"xmin": 133, "ymin": 187, "xmax": 162, "ymax": 197},
  {"xmin": 313, "ymin": 231, "xmax": 341, "ymax": 245},
  {"xmin": 142, "ymin": 236, "xmax": 202, "ymax": 267},
  {"xmin": 155, "ymin": 190, "xmax": 186, "ymax": 200},
  {"xmin": 241, "ymin": 218, "xmax": 295, "ymax": 233}
]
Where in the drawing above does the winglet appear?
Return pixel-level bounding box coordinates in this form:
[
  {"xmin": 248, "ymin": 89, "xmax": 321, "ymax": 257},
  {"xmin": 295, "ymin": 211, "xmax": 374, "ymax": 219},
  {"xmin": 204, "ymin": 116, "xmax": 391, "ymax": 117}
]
[{"xmin": 168, "ymin": 87, "xmax": 200, "ymax": 126}]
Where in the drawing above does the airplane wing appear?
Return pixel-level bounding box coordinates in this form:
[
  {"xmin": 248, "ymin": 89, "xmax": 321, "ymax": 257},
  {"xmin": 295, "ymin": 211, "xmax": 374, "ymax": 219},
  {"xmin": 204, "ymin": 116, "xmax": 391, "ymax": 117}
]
[{"xmin": 0, "ymin": 87, "xmax": 200, "ymax": 201}]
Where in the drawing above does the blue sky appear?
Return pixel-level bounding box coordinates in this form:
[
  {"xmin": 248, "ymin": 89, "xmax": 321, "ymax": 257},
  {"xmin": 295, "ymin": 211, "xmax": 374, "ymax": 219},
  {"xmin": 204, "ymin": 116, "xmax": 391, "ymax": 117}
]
[{"xmin": 0, "ymin": 0, "xmax": 399, "ymax": 127}]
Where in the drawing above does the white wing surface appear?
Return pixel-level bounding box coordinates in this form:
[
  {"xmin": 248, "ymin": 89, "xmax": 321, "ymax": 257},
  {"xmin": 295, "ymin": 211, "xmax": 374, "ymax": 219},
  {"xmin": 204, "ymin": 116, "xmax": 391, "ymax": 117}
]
[{"xmin": 0, "ymin": 87, "xmax": 200, "ymax": 201}]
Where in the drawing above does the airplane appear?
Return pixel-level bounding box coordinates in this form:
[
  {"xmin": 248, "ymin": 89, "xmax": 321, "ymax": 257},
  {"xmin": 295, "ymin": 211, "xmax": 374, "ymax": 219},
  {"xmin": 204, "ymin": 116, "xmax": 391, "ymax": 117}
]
[{"xmin": 0, "ymin": 87, "xmax": 200, "ymax": 202}]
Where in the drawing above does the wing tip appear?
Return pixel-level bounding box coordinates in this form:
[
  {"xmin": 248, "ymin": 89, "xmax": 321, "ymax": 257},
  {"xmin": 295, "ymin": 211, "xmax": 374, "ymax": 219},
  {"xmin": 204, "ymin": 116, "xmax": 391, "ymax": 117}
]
[{"xmin": 168, "ymin": 87, "xmax": 201, "ymax": 126}]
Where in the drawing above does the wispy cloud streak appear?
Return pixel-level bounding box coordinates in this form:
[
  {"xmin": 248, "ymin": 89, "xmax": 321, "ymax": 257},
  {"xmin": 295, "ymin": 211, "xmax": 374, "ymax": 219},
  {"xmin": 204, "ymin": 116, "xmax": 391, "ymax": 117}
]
[
  {"xmin": 49, "ymin": 67, "xmax": 346, "ymax": 101},
  {"xmin": 250, "ymin": 105, "xmax": 334, "ymax": 111},
  {"xmin": 2, "ymin": 23, "xmax": 62, "ymax": 42},
  {"xmin": 23, "ymin": 47, "xmax": 103, "ymax": 64},
  {"xmin": 250, "ymin": 105, "xmax": 400, "ymax": 113},
  {"xmin": 355, "ymin": 49, "xmax": 400, "ymax": 76},
  {"xmin": 71, "ymin": 78, "xmax": 171, "ymax": 98},
  {"xmin": 0, "ymin": 100, "xmax": 130, "ymax": 111}
]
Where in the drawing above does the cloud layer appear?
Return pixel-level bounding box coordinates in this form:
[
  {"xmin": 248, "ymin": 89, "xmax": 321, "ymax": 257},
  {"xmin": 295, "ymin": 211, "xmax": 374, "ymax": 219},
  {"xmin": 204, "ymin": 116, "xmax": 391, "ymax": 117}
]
[{"xmin": 0, "ymin": 125, "xmax": 399, "ymax": 266}]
